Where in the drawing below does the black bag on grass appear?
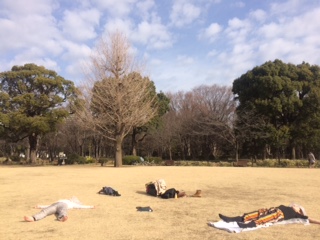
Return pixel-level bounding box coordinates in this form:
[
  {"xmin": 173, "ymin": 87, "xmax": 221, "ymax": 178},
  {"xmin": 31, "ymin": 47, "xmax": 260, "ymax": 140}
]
[
  {"xmin": 98, "ymin": 186, "xmax": 121, "ymax": 196},
  {"xmin": 145, "ymin": 182, "xmax": 157, "ymax": 197}
]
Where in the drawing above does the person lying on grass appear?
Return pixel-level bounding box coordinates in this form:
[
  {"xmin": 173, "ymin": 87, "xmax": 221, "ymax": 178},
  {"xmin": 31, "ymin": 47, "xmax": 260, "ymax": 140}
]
[
  {"xmin": 24, "ymin": 196, "xmax": 94, "ymax": 222},
  {"xmin": 218, "ymin": 203, "xmax": 320, "ymax": 228}
]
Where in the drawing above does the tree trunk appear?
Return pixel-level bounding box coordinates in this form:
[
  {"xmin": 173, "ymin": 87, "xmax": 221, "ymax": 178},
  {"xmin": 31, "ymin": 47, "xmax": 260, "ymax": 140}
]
[
  {"xmin": 292, "ymin": 146, "xmax": 296, "ymax": 160},
  {"xmin": 114, "ymin": 135, "xmax": 123, "ymax": 167},
  {"xmin": 79, "ymin": 144, "xmax": 83, "ymax": 156},
  {"xmin": 131, "ymin": 127, "xmax": 137, "ymax": 156},
  {"xmin": 235, "ymin": 141, "xmax": 239, "ymax": 162},
  {"xmin": 263, "ymin": 144, "xmax": 267, "ymax": 160},
  {"xmin": 132, "ymin": 136, "xmax": 137, "ymax": 156},
  {"xmin": 277, "ymin": 148, "xmax": 281, "ymax": 165},
  {"xmin": 26, "ymin": 146, "xmax": 30, "ymax": 162},
  {"xmin": 49, "ymin": 150, "xmax": 54, "ymax": 162},
  {"xmin": 132, "ymin": 146, "xmax": 137, "ymax": 156},
  {"xmin": 29, "ymin": 134, "xmax": 38, "ymax": 164},
  {"xmin": 131, "ymin": 127, "xmax": 147, "ymax": 156}
]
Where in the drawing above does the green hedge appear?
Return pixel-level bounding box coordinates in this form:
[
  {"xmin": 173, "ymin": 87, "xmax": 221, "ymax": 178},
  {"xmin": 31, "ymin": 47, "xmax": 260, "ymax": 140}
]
[
  {"xmin": 98, "ymin": 158, "xmax": 111, "ymax": 166},
  {"xmin": 255, "ymin": 159, "xmax": 310, "ymax": 168},
  {"xmin": 144, "ymin": 157, "xmax": 163, "ymax": 165},
  {"xmin": 123, "ymin": 155, "xmax": 141, "ymax": 165},
  {"xmin": 66, "ymin": 153, "xmax": 86, "ymax": 164}
]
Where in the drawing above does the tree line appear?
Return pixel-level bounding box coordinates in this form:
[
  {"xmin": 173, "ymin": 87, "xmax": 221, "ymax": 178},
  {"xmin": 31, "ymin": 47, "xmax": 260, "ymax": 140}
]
[{"xmin": 1, "ymin": 33, "xmax": 320, "ymax": 166}]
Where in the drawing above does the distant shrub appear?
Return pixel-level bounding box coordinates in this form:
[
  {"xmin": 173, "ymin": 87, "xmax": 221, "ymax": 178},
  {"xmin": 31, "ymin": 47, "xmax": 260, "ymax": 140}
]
[
  {"xmin": 174, "ymin": 161, "xmax": 182, "ymax": 166},
  {"xmin": 293, "ymin": 160, "xmax": 308, "ymax": 167},
  {"xmin": 85, "ymin": 156, "xmax": 95, "ymax": 164},
  {"xmin": 65, "ymin": 153, "xmax": 78, "ymax": 164},
  {"xmin": 123, "ymin": 155, "xmax": 141, "ymax": 165},
  {"xmin": 65, "ymin": 154, "xmax": 89, "ymax": 164},
  {"xmin": 144, "ymin": 157, "xmax": 163, "ymax": 165},
  {"xmin": 218, "ymin": 161, "xmax": 233, "ymax": 167},
  {"xmin": 254, "ymin": 159, "xmax": 311, "ymax": 168},
  {"xmin": 256, "ymin": 159, "xmax": 277, "ymax": 167},
  {"xmin": 76, "ymin": 156, "xmax": 86, "ymax": 164},
  {"xmin": 98, "ymin": 158, "xmax": 110, "ymax": 166},
  {"xmin": 10, "ymin": 155, "xmax": 21, "ymax": 162},
  {"xmin": 191, "ymin": 161, "xmax": 200, "ymax": 166}
]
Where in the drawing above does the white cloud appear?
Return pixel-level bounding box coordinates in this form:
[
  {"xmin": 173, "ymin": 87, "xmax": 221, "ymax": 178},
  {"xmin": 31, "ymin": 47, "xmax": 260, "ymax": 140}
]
[
  {"xmin": 92, "ymin": 0, "xmax": 137, "ymax": 17},
  {"xmin": 0, "ymin": 0, "xmax": 64, "ymax": 77},
  {"xmin": 60, "ymin": 41, "xmax": 92, "ymax": 61},
  {"xmin": 200, "ymin": 23, "xmax": 222, "ymax": 42},
  {"xmin": 8, "ymin": 54, "xmax": 60, "ymax": 73},
  {"xmin": 150, "ymin": 58, "xmax": 162, "ymax": 66},
  {"xmin": 270, "ymin": 0, "xmax": 306, "ymax": 16},
  {"xmin": 152, "ymin": 67, "xmax": 199, "ymax": 93},
  {"xmin": 258, "ymin": 38, "xmax": 296, "ymax": 61},
  {"xmin": 177, "ymin": 55, "xmax": 194, "ymax": 65},
  {"xmin": 231, "ymin": 1, "xmax": 245, "ymax": 8},
  {"xmin": 207, "ymin": 49, "xmax": 218, "ymax": 57},
  {"xmin": 249, "ymin": 9, "xmax": 267, "ymax": 22},
  {"xmin": 170, "ymin": 1, "xmax": 201, "ymax": 27},
  {"xmin": 256, "ymin": 6, "xmax": 320, "ymax": 65},
  {"xmin": 103, "ymin": 18, "xmax": 134, "ymax": 37},
  {"xmin": 0, "ymin": 0, "xmax": 57, "ymax": 16},
  {"xmin": 258, "ymin": 22, "xmax": 280, "ymax": 39},
  {"xmin": 225, "ymin": 18, "xmax": 252, "ymax": 43},
  {"xmin": 136, "ymin": 0, "xmax": 155, "ymax": 20},
  {"xmin": 65, "ymin": 58, "xmax": 89, "ymax": 81},
  {"xmin": 61, "ymin": 9, "xmax": 101, "ymax": 41},
  {"xmin": 0, "ymin": 2, "xmax": 61, "ymax": 54},
  {"xmin": 208, "ymin": 2, "xmax": 320, "ymax": 87},
  {"xmin": 131, "ymin": 20, "xmax": 173, "ymax": 49}
]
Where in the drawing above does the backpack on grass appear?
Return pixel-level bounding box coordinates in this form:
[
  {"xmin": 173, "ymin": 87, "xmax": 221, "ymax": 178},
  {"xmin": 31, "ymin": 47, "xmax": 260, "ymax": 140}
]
[
  {"xmin": 145, "ymin": 182, "xmax": 157, "ymax": 196},
  {"xmin": 98, "ymin": 186, "xmax": 121, "ymax": 196}
]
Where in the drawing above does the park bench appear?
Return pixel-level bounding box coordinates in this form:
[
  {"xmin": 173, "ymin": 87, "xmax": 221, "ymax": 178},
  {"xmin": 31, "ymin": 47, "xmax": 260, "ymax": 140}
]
[{"xmin": 233, "ymin": 160, "xmax": 249, "ymax": 167}]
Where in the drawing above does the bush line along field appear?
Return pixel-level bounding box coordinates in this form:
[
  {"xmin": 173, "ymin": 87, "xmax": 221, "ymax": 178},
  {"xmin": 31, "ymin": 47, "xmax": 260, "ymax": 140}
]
[
  {"xmin": 1, "ymin": 165, "xmax": 319, "ymax": 240},
  {"xmin": 1, "ymin": 156, "xmax": 316, "ymax": 168}
]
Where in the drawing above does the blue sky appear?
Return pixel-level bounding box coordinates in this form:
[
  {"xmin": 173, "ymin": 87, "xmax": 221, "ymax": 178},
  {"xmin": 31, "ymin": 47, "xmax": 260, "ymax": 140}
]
[{"xmin": 1, "ymin": 0, "xmax": 320, "ymax": 93}]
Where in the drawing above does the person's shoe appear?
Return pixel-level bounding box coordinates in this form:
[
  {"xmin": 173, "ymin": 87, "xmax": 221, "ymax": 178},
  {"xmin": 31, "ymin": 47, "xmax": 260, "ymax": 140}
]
[
  {"xmin": 191, "ymin": 190, "xmax": 202, "ymax": 197},
  {"xmin": 219, "ymin": 214, "xmax": 243, "ymax": 223},
  {"xmin": 24, "ymin": 216, "xmax": 35, "ymax": 222},
  {"xmin": 59, "ymin": 216, "xmax": 68, "ymax": 222}
]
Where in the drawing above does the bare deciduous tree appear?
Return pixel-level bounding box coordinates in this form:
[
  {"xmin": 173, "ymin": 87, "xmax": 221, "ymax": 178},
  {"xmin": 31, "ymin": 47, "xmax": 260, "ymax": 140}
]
[
  {"xmin": 191, "ymin": 85, "xmax": 237, "ymax": 159},
  {"xmin": 80, "ymin": 31, "xmax": 158, "ymax": 167},
  {"xmin": 159, "ymin": 85, "xmax": 237, "ymax": 160}
]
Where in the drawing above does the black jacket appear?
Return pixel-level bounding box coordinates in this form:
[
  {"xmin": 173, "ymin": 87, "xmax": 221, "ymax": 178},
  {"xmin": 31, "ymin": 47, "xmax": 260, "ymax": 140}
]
[{"xmin": 278, "ymin": 205, "xmax": 308, "ymax": 220}]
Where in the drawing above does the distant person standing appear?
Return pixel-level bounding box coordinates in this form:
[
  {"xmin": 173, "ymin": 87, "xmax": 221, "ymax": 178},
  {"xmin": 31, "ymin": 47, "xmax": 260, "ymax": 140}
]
[{"xmin": 308, "ymin": 152, "xmax": 316, "ymax": 168}]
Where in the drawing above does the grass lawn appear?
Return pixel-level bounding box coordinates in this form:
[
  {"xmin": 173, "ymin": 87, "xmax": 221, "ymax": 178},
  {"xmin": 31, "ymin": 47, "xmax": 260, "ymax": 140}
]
[{"xmin": 1, "ymin": 164, "xmax": 319, "ymax": 240}]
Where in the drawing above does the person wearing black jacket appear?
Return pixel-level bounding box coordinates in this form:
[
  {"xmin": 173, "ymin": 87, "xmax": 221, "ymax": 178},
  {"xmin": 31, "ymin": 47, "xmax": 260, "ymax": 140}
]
[{"xmin": 218, "ymin": 203, "xmax": 320, "ymax": 228}]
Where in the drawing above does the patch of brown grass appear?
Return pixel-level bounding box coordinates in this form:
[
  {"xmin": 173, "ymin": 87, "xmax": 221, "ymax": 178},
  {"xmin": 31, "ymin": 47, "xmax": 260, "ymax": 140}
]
[{"xmin": 1, "ymin": 165, "xmax": 319, "ymax": 240}]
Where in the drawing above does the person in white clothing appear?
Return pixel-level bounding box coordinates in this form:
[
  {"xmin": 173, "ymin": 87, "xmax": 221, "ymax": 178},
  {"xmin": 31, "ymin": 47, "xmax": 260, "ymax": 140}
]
[
  {"xmin": 308, "ymin": 152, "xmax": 316, "ymax": 168},
  {"xmin": 24, "ymin": 196, "xmax": 94, "ymax": 222}
]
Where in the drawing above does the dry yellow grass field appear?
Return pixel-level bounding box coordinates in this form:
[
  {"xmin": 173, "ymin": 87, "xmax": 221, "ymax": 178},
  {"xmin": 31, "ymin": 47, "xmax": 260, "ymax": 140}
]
[{"xmin": 1, "ymin": 165, "xmax": 319, "ymax": 240}]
